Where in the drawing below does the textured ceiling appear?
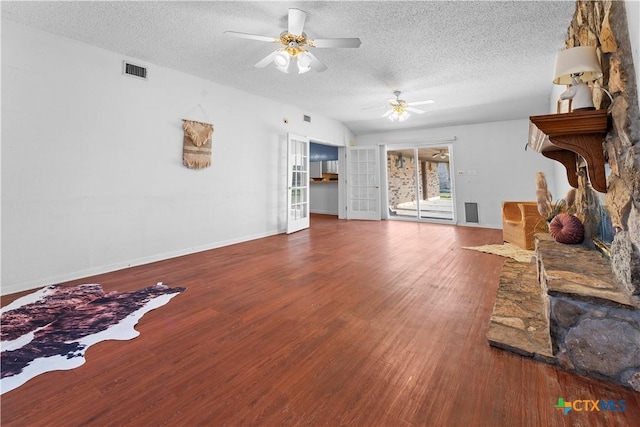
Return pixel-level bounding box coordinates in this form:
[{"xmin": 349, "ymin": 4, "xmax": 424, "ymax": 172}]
[{"xmin": 1, "ymin": 1, "xmax": 576, "ymax": 136}]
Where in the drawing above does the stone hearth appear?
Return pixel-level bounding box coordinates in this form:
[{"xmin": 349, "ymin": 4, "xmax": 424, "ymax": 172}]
[
  {"xmin": 488, "ymin": 260, "xmax": 553, "ymax": 363},
  {"xmin": 488, "ymin": 234, "xmax": 640, "ymax": 391}
]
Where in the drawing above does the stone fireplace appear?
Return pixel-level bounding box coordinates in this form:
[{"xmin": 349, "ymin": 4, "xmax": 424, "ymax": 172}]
[
  {"xmin": 488, "ymin": 0, "xmax": 640, "ymax": 392},
  {"xmin": 569, "ymin": 0, "xmax": 640, "ymax": 295}
]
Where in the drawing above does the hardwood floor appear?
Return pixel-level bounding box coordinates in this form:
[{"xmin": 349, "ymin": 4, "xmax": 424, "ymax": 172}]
[{"xmin": 2, "ymin": 214, "xmax": 639, "ymax": 426}]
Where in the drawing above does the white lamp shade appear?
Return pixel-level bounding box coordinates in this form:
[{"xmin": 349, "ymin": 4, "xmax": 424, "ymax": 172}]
[{"xmin": 553, "ymin": 46, "xmax": 602, "ymax": 84}]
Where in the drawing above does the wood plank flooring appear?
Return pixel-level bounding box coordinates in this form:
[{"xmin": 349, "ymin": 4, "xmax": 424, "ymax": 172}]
[{"xmin": 2, "ymin": 214, "xmax": 639, "ymax": 426}]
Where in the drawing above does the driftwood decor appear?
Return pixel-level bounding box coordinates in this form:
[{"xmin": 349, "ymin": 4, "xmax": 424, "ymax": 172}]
[{"xmin": 182, "ymin": 119, "xmax": 213, "ymax": 169}]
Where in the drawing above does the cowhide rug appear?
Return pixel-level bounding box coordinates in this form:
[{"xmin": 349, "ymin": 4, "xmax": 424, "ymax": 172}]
[
  {"xmin": 1, "ymin": 282, "xmax": 185, "ymax": 394},
  {"xmin": 462, "ymin": 243, "xmax": 536, "ymax": 263}
]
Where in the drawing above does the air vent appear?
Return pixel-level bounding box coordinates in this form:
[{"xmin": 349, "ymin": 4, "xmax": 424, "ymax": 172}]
[
  {"xmin": 303, "ymin": 115, "xmax": 311, "ymax": 122},
  {"xmin": 465, "ymin": 202, "xmax": 479, "ymax": 223},
  {"xmin": 123, "ymin": 61, "xmax": 147, "ymax": 80}
]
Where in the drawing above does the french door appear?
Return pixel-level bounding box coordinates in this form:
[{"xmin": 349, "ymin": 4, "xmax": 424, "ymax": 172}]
[
  {"xmin": 347, "ymin": 146, "xmax": 381, "ymax": 220},
  {"xmin": 286, "ymin": 133, "xmax": 310, "ymax": 234}
]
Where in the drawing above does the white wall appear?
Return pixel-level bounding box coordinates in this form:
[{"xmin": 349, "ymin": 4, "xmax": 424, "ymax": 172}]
[
  {"xmin": 355, "ymin": 119, "xmax": 557, "ymax": 229},
  {"xmin": 1, "ymin": 20, "xmax": 353, "ymax": 295},
  {"xmin": 548, "ymin": 84, "xmax": 574, "ymax": 201}
]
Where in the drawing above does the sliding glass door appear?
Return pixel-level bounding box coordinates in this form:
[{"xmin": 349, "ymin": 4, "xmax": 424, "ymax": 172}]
[{"xmin": 386, "ymin": 145, "xmax": 454, "ymax": 222}]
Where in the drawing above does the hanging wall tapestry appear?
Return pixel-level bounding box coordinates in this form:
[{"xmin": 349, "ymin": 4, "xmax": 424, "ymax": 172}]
[
  {"xmin": 182, "ymin": 119, "xmax": 214, "ymax": 169},
  {"xmin": 0, "ymin": 282, "xmax": 185, "ymax": 394}
]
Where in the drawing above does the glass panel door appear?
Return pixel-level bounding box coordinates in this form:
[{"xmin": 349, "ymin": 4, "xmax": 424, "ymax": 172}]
[
  {"xmin": 347, "ymin": 146, "xmax": 380, "ymax": 220},
  {"xmin": 286, "ymin": 133, "xmax": 310, "ymax": 234},
  {"xmin": 416, "ymin": 147, "xmax": 453, "ymax": 220},
  {"xmin": 387, "ymin": 148, "xmax": 417, "ymax": 219}
]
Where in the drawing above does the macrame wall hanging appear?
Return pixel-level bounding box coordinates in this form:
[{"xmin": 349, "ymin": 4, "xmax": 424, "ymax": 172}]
[{"xmin": 182, "ymin": 119, "xmax": 213, "ymax": 169}]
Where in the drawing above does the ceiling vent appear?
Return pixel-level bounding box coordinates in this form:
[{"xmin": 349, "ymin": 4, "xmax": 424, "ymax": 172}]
[
  {"xmin": 303, "ymin": 115, "xmax": 311, "ymax": 122},
  {"xmin": 122, "ymin": 61, "xmax": 147, "ymax": 80}
]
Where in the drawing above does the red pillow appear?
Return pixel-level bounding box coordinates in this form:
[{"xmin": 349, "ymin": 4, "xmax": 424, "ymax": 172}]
[{"xmin": 549, "ymin": 213, "xmax": 585, "ymax": 244}]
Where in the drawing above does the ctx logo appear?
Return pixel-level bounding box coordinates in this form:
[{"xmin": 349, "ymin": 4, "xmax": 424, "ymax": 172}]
[{"xmin": 554, "ymin": 398, "xmax": 626, "ymax": 415}]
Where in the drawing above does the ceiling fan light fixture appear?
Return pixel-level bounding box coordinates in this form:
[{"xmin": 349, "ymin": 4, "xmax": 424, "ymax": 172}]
[
  {"xmin": 297, "ymin": 52, "xmax": 312, "ymax": 74},
  {"xmin": 285, "ymin": 41, "xmax": 303, "ymax": 57},
  {"xmin": 388, "ymin": 108, "xmax": 410, "ymax": 122},
  {"xmin": 274, "ymin": 51, "xmax": 290, "ymax": 73}
]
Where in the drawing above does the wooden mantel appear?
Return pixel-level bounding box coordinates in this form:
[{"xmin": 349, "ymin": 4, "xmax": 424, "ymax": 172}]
[{"xmin": 528, "ymin": 109, "xmax": 608, "ymax": 192}]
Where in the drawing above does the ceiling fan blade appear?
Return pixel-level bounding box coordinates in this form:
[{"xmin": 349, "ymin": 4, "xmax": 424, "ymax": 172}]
[
  {"xmin": 361, "ymin": 105, "xmax": 387, "ymax": 110},
  {"xmin": 311, "ymin": 38, "xmax": 362, "ymax": 48},
  {"xmin": 382, "ymin": 109, "xmax": 393, "ymax": 118},
  {"xmin": 306, "ymin": 52, "xmax": 328, "ymax": 72},
  {"xmin": 405, "ymin": 107, "xmax": 426, "ymax": 114},
  {"xmin": 407, "ymin": 100, "xmax": 435, "ymax": 106},
  {"xmin": 288, "ymin": 8, "xmax": 307, "ymax": 35},
  {"xmin": 224, "ymin": 31, "xmax": 278, "ymax": 43},
  {"xmin": 254, "ymin": 51, "xmax": 277, "ymax": 68}
]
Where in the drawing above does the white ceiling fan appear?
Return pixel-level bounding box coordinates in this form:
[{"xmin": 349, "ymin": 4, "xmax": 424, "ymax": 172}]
[
  {"xmin": 378, "ymin": 91, "xmax": 435, "ymax": 122},
  {"xmin": 364, "ymin": 91, "xmax": 434, "ymax": 122},
  {"xmin": 433, "ymin": 149, "xmax": 449, "ymax": 160},
  {"xmin": 224, "ymin": 8, "xmax": 361, "ymax": 74}
]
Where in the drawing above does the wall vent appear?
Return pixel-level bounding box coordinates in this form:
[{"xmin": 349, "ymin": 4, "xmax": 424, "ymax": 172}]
[
  {"xmin": 465, "ymin": 202, "xmax": 479, "ymax": 223},
  {"xmin": 123, "ymin": 61, "xmax": 147, "ymax": 80},
  {"xmin": 303, "ymin": 115, "xmax": 311, "ymax": 122}
]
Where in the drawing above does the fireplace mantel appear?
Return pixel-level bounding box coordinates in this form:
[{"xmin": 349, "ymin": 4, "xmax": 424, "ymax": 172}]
[{"xmin": 528, "ymin": 109, "xmax": 609, "ymax": 193}]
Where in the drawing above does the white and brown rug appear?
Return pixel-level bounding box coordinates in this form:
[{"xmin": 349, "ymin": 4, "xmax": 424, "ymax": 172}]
[
  {"xmin": 462, "ymin": 243, "xmax": 535, "ymax": 263},
  {"xmin": 1, "ymin": 282, "xmax": 185, "ymax": 394}
]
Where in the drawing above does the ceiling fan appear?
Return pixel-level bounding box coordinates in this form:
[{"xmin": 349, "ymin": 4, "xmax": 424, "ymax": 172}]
[
  {"xmin": 224, "ymin": 8, "xmax": 361, "ymax": 74},
  {"xmin": 433, "ymin": 149, "xmax": 449, "ymax": 160},
  {"xmin": 364, "ymin": 91, "xmax": 435, "ymax": 122}
]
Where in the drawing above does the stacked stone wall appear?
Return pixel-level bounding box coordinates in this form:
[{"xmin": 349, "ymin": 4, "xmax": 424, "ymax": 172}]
[
  {"xmin": 425, "ymin": 162, "xmax": 440, "ymax": 199},
  {"xmin": 387, "ymin": 153, "xmax": 420, "ymax": 209},
  {"xmin": 565, "ymin": 1, "xmax": 640, "ymax": 295},
  {"xmin": 550, "ymin": 296, "xmax": 640, "ymax": 391}
]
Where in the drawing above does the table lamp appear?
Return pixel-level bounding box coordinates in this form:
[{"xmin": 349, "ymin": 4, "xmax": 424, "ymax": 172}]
[{"xmin": 553, "ymin": 46, "xmax": 603, "ymax": 111}]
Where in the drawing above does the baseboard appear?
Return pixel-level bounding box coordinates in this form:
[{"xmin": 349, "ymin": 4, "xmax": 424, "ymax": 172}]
[
  {"xmin": 310, "ymin": 209, "xmax": 339, "ymax": 215},
  {"xmin": 457, "ymin": 222, "xmax": 502, "ymax": 230},
  {"xmin": 1, "ymin": 229, "xmax": 282, "ymax": 296}
]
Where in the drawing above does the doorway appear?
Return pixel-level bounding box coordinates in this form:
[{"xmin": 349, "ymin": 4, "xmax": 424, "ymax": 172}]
[
  {"xmin": 386, "ymin": 145, "xmax": 455, "ymax": 223},
  {"xmin": 309, "ymin": 141, "xmax": 341, "ymax": 216}
]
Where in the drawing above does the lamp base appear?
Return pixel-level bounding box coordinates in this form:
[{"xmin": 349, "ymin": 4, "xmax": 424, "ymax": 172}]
[{"xmin": 559, "ymin": 81, "xmax": 595, "ymax": 111}]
